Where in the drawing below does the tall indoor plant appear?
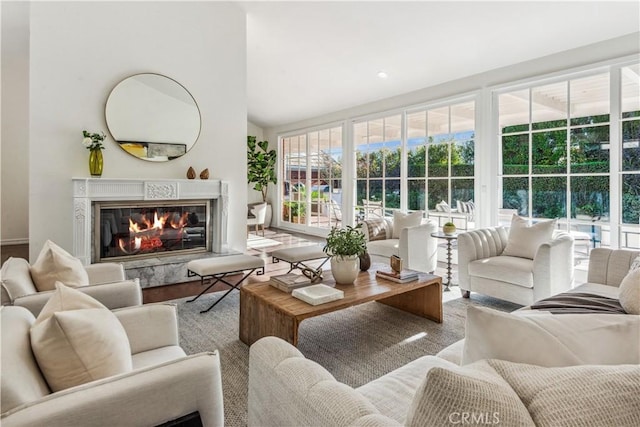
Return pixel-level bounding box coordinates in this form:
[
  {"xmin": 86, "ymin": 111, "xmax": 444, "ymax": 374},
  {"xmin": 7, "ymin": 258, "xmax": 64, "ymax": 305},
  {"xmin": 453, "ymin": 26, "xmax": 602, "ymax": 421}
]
[
  {"xmin": 247, "ymin": 136, "xmax": 277, "ymax": 203},
  {"xmin": 323, "ymin": 224, "xmax": 367, "ymax": 284}
]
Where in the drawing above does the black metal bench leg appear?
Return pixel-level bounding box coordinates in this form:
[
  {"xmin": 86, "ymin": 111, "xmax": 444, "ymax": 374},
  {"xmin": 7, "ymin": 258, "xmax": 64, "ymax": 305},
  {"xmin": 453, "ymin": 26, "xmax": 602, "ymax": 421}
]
[
  {"xmin": 197, "ymin": 269, "xmax": 260, "ymax": 314},
  {"xmin": 187, "ymin": 274, "xmax": 222, "ymax": 303}
]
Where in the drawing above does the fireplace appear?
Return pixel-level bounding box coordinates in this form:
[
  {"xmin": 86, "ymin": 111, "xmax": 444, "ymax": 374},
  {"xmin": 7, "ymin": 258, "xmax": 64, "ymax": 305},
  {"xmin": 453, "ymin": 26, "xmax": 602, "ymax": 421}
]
[
  {"xmin": 72, "ymin": 178, "xmax": 229, "ymax": 266},
  {"xmin": 95, "ymin": 200, "xmax": 211, "ymax": 262}
]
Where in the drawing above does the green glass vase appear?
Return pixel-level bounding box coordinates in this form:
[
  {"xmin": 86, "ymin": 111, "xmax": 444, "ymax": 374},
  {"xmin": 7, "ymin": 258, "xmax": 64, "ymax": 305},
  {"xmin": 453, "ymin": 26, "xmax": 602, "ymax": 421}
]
[{"xmin": 89, "ymin": 149, "xmax": 103, "ymax": 177}]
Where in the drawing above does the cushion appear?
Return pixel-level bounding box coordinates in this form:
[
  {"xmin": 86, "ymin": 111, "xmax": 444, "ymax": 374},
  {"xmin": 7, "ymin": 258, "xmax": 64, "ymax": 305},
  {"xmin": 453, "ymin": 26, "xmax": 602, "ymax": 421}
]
[
  {"xmin": 366, "ymin": 239, "xmax": 400, "ymax": 259},
  {"xmin": 630, "ymin": 255, "xmax": 640, "ymax": 272},
  {"xmin": 405, "ymin": 359, "xmax": 534, "ymax": 427},
  {"xmin": 435, "ymin": 200, "xmax": 449, "ymax": 212},
  {"xmin": 462, "ymin": 306, "xmax": 640, "ymax": 367},
  {"xmin": 619, "ymin": 268, "xmax": 640, "ymax": 314},
  {"xmin": 502, "ymin": 215, "xmax": 556, "ymax": 259},
  {"xmin": 468, "ymin": 255, "xmax": 534, "ymax": 288},
  {"xmin": 1, "ymin": 257, "xmax": 37, "ymax": 299},
  {"xmin": 30, "ymin": 283, "xmax": 132, "ymax": 392},
  {"xmin": 392, "ymin": 211, "xmax": 422, "ymax": 239},
  {"xmin": 30, "ymin": 240, "xmax": 89, "ymax": 291},
  {"xmin": 362, "ymin": 218, "xmax": 388, "ymax": 242},
  {"xmin": 488, "ymin": 360, "xmax": 640, "ymax": 427}
]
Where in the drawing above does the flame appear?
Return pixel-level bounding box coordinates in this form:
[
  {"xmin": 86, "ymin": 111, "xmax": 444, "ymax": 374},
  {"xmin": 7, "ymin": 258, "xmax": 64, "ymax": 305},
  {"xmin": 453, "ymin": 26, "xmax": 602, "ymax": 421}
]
[{"xmin": 117, "ymin": 210, "xmax": 190, "ymax": 256}]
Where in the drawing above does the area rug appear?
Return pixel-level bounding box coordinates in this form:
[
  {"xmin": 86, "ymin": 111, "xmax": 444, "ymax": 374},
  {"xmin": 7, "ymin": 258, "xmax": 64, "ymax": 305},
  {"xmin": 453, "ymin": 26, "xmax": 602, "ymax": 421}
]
[{"xmin": 176, "ymin": 291, "xmax": 520, "ymax": 427}]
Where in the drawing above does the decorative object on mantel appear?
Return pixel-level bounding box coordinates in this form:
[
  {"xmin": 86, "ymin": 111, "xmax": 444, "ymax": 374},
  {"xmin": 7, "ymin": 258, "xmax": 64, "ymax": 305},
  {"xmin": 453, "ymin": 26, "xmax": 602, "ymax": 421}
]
[
  {"xmin": 82, "ymin": 130, "xmax": 106, "ymax": 177},
  {"xmin": 199, "ymin": 168, "xmax": 209, "ymax": 180},
  {"xmin": 443, "ymin": 222, "xmax": 456, "ymax": 235},
  {"xmin": 187, "ymin": 166, "xmax": 196, "ymax": 179}
]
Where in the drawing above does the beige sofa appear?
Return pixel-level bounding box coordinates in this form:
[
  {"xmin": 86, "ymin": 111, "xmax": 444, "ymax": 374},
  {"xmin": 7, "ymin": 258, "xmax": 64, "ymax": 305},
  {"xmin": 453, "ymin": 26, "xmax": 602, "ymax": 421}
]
[
  {"xmin": 1, "ymin": 257, "xmax": 142, "ymax": 316},
  {"xmin": 248, "ymin": 248, "xmax": 640, "ymax": 427},
  {"xmin": 1, "ymin": 303, "xmax": 224, "ymax": 427}
]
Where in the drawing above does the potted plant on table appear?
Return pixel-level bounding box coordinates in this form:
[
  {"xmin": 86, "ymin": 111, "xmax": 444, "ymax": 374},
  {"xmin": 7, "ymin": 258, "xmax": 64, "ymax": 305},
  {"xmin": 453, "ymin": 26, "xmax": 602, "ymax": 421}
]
[
  {"xmin": 247, "ymin": 136, "xmax": 277, "ymax": 226},
  {"xmin": 443, "ymin": 222, "xmax": 456, "ymax": 235},
  {"xmin": 323, "ymin": 224, "xmax": 367, "ymax": 285}
]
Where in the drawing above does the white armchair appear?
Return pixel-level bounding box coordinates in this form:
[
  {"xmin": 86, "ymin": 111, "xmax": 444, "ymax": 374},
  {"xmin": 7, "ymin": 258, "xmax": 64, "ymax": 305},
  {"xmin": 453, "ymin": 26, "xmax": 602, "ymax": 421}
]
[
  {"xmin": 361, "ymin": 216, "xmax": 438, "ymax": 273},
  {"xmin": 247, "ymin": 203, "xmax": 267, "ymax": 236},
  {"xmin": 457, "ymin": 226, "xmax": 574, "ymax": 306},
  {"xmin": 0, "ymin": 257, "xmax": 142, "ymax": 316},
  {"xmin": 1, "ymin": 304, "xmax": 224, "ymax": 426}
]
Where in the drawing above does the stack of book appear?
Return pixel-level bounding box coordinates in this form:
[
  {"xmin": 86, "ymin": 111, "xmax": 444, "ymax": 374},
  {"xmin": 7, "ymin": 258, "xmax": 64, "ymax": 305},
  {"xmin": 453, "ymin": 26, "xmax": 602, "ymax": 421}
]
[
  {"xmin": 270, "ymin": 273, "xmax": 312, "ymax": 293},
  {"xmin": 375, "ymin": 268, "xmax": 420, "ymax": 283}
]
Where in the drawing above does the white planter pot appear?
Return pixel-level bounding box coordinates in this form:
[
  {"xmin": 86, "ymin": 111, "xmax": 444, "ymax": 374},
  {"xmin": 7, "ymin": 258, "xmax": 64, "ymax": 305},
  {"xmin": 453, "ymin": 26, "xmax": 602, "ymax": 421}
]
[{"xmin": 330, "ymin": 255, "xmax": 360, "ymax": 285}]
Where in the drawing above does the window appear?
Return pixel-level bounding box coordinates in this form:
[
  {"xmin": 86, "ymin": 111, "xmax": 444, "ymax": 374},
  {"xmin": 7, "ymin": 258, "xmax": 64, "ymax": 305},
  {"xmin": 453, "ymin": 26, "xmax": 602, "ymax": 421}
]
[
  {"xmin": 281, "ymin": 126, "xmax": 343, "ymax": 230},
  {"xmin": 621, "ymin": 63, "xmax": 640, "ymax": 248},
  {"xmin": 406, "ymin": 101, "xmax": 475, "ymax": 220},
  {"xmin": 499, "ymin": 73, "xmax": 611, "ymax": 227}
]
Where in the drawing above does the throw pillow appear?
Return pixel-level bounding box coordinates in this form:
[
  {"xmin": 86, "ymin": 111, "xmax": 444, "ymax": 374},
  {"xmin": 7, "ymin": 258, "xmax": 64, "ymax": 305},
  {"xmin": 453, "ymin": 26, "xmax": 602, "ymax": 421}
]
[
  {"xmin": 30, "ymin": 283, "xmax": 132, "ymax": 392},
  {"xmin": 362, "ymin": 219, "xmax": 388, "ymax": 241},
  {"xmin": 462, "ymin": 306, "xmax": 640, "ymax": 367},
  {"xmin": 630, "ymin": 255, "xmax": 640, "ymax": 272},
  {"xmin": 619, "ymin": 268, "xmax": 640, "ymax": 315},
  {"xmin": 392, "ymin": 211, "xmax": 423, "ymax": 239},
  {"xmin": 488, "ymin": 360, "xmax": 640, "ymax": 427},
  {"xmin": 405, "ymin": 358, "xmax": 535, "ymax": 427},
  {"xmin": 29, "ymin": 240, "xmax": 89, "ymax": 292},
  {"xmin": 0, "ymin": 257, "xmax": 37, "ymax": 300},
  {"xmin": 502, "ymin": 215, "xmax": 557, "ymax": 259}
]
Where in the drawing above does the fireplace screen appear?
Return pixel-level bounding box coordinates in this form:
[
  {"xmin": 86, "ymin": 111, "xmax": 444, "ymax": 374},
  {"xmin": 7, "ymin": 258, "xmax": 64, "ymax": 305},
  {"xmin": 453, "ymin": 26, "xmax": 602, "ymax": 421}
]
[{"xmin": 96, "ymin": 201, "xmax": 210, "ymax": 261}]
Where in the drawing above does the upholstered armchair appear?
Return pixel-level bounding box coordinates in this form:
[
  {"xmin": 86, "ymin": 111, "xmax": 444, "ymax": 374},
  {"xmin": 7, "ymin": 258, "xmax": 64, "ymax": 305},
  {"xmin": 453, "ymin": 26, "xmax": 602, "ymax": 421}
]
[
  {"xmin": 457, "ymin": 226, "xmax": 574, "ymax": 306},
  {"xmin": 247, "ymin": 203, "xmax": 267, "ymax": 236},
  {"xmin": 361, "ymin": 212, "xmax": 438, "ymax": 273},
  {"xmin": 0, "ymin": 304, "xmax": 224, "ymax": 427},
  {"xmin": 0, "ymin": 256, "xmax": 142, "ymax": 316}
]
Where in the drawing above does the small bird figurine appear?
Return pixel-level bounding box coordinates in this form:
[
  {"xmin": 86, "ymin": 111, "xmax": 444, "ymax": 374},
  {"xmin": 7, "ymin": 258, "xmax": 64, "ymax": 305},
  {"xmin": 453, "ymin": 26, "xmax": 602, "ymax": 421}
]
[{"xmin": 199, "ymin": 168, "xmax": 209, "ymax": 180}]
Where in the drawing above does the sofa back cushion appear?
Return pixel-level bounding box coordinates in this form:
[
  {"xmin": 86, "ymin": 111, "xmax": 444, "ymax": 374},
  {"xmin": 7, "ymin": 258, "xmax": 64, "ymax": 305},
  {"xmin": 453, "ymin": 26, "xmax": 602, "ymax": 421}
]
[
  {"xmin": 405, "ymin": 359, "xmax": 534, "ymax": 427},
  {"xmin": 29, "ymin": 240, "xmax": 89, "ymax": 292},
  {"xmin": 0, "ymin": 306, "xmax": 50, "ymax": 413},
  {"xmin": 488, "ymin": 360, "xmax": 640, "ymax": 427},
  {"xmin": 587, "ymin": 248, "xmax": 640, "ymax": 287},
  {"xmin": 1, "ymin": 257, "xmax": 37, "ymax": 302}
]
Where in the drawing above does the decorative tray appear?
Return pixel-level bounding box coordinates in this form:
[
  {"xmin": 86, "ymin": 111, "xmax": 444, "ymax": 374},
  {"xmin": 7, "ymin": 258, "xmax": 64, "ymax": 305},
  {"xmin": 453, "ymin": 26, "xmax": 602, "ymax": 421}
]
[{"xmin": 292, "ymin": 284, "xmax": 344, "ymax": 306}]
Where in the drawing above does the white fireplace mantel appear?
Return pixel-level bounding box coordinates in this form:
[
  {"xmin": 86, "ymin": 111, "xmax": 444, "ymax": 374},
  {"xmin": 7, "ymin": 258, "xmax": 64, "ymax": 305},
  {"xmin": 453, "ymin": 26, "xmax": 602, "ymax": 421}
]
[{"xmin": 72, "ymin": 178, "xmax": 229, "ymax": 265}]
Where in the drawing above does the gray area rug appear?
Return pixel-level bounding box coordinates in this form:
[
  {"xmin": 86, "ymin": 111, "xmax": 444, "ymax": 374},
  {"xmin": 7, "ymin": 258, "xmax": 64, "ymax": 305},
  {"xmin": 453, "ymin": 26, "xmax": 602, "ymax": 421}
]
[{"xmin": 176, "ymin": 291, "xmax": 520, "ymax": 427}]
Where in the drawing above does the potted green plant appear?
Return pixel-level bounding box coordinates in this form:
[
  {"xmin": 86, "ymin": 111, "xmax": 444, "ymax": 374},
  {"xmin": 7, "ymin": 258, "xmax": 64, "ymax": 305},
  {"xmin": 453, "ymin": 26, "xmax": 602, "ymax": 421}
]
[
  {"xmin": 323, "ymin": 224, "xmax": 367, "ymax": 284},
  {"xmin": 248, "ymin": 136, "xmax": 277, "ymax": 226}
]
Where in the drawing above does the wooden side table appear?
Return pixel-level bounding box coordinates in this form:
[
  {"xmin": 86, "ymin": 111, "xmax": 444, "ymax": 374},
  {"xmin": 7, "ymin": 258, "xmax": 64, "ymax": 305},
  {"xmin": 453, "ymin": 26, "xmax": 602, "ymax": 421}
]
[{"xmin": 430, "ymin": 232, "xmax": 458, "ymax": 292}]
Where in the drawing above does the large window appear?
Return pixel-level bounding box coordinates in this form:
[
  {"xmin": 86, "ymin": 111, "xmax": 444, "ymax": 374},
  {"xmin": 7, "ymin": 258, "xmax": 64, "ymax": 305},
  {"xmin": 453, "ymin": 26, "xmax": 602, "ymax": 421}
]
[
  {"xmin": 621, "ymin": 64, "xmax": 640, "ymax": 248},
  {"xmin": 354, "ymin": 114, "xmax": 402, "ymax": 218},
  {"xmin": 406, "ymin": 102, "xmax": 475, "ymax": 216},
  {"xmin": 281, "ymin": 126, "xmax": 343, "ymax": 231}
]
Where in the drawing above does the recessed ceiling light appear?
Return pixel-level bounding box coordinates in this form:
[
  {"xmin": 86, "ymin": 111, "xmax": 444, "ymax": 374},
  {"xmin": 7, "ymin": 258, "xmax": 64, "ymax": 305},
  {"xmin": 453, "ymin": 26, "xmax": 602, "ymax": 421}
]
[{"xmin": 377, "ymin": 71, "xmax": 388, "ymax": 79}]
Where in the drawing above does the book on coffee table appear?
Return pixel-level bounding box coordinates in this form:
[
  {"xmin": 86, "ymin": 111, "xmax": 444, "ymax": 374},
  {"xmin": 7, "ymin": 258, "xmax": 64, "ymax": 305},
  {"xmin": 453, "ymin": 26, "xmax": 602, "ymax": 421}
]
[
  {"xmin": 270, "ymin": 273, "xmax": 312, "ymax": 293},
  {"xmin": 292, "ymin": 284, "xmax": 344, "ymax": 305},
  {"xmin": 375, "ymin": 268, "xmax": 420, "ymax": 283}
]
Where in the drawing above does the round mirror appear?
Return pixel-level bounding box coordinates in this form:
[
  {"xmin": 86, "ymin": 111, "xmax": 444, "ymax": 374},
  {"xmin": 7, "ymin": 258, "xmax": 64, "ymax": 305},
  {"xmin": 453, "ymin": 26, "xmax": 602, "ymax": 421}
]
[{"xmin": 105, "ymin": 73, "xmax": 201, "ymax": 162}]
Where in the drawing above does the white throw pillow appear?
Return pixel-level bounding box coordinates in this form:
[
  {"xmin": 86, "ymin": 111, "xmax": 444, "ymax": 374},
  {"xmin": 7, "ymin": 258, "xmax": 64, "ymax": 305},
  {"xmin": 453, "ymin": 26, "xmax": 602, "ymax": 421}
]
[
  {"xmin": 502, "ymin": 215, "xmax": 557, "ymax": 259},
  {"xmin": 30, "ymin": 283, "xmax": 132, "ymax": 392},
  {"xmin": 619, "ymin": 269, "xmax": 640, "ymax": 315},
  {"xmin": 630, "ymin": 255, "xmax": 640, "ymax": 272},
  {"xmin": 29, "ymin": 240, "xmax": 89, "ymax": 291},
  {"xmin": 462, "ymin": 306, "xmax": 640, "ymax": 367},
  {"xmin": 392, "ymin": 211, "xmax": 423, "ymax": 239}
]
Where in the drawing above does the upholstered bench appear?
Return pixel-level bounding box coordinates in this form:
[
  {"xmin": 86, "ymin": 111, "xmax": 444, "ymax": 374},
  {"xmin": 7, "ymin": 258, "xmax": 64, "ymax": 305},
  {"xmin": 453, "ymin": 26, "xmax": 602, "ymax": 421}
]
[
  {"xmin": 271, "ymin": 245, "xmax": 329, "ymax": 282},
  {"xmin": 187, "ymin": 254, "xmax": 265, "ymax": 313}
]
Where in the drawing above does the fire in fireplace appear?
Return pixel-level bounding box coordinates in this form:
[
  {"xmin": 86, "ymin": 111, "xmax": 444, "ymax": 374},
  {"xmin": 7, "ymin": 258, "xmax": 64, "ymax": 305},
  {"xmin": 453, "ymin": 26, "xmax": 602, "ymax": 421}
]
[{"xmin": 95, "ymin": 201, "xmax": 211, "ymax": 261}]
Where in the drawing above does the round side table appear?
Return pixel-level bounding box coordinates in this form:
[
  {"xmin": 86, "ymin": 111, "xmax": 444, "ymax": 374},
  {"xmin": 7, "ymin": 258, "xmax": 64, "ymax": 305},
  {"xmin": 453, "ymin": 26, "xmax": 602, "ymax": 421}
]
[{"xmin": 430, "ymin": 232, "xmax": 459, "ymax": 292}]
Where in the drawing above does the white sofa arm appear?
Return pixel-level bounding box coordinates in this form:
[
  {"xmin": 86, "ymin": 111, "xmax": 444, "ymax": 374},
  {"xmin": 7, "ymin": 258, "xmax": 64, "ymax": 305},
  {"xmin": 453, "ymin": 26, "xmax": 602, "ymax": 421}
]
[
  {"xmin": 400, "ymin": 220, "xmax": 438, "ymax": 273},
  {"xmin": 248, "ymin": 337, "xmax": 399, "ymax": 427},
  {"xmin": 13, "ymin": 279, "xmax": 142, "ymax": 317},
  {"xmin": 457, "ymin": 227, "xmax": 509, "ymax": 290},
  {"xmin": 84, "ymin": 262, "xmax": 126, "ymax": 284},
  {"xmin": 533, "ymin": 233, "xmax": 575, "ymax": 301},
  {"xmin": 114, "ymin": 303, "xmax": 179, "ymax": 354},
  {"xmin": 1, "ymin": 352, "xmax": 224, "ymax": 427}
]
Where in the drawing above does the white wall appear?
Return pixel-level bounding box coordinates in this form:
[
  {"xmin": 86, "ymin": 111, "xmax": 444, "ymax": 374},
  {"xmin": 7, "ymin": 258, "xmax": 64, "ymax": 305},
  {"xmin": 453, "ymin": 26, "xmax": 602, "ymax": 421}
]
[
  {"xmin": 29, "ymin": 1, "xmax": 247, "ymax": 260},
  {"xmin": 1, "ymin": 1, "xmax": 30, "ymax": 245}
]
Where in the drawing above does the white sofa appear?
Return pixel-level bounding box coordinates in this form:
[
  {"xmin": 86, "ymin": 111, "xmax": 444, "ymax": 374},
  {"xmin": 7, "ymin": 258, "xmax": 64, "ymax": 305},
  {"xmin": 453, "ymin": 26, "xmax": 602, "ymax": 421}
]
[
  {"xmin": 362, "ymin": 218, "xmax": 438, "ymax": 273},
  {"xmin": 0, "ymin": 303, "xmax": 224, "ymax": 427},
  {"xmin": 247, "ymin": 248, "xmax": 640, "ymax": 427},
  {"xmin": 1, "ymin": 257, "xmax": 142, "ymax": 316},
  {"xmin": 457, "ymin": 227, "xmax": 574, "ymax": 306}
]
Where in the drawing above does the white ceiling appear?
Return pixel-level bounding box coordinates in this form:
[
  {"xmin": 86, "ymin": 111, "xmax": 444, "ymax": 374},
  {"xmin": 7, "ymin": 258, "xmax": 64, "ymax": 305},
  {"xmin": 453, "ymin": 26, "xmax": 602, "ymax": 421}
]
[{"xmin": 241, "ymin": 1, "xmax": 640, "ymax": 129}]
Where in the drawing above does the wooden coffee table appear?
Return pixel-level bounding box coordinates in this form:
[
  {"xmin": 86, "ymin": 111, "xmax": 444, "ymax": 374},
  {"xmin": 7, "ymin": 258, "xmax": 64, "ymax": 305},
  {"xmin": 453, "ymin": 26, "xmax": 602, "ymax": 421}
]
[{"xmin": 239, "ymin": 268, "xmax": 442, "ymax": 347}]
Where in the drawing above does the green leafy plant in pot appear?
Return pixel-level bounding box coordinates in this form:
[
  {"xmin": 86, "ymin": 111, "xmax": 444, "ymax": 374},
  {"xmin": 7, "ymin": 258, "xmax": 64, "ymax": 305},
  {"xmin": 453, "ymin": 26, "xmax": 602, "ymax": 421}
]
[
  {"xmin": 443, "ymin": 221, "xmax": 456, "ymax": 235},
  {"xmin": 247, "ymin": 136, "xmax": 277, "ymax": 203},
  {"xmin": 323, "ymin": 224, "xmax": 367, "ymax": 284}
]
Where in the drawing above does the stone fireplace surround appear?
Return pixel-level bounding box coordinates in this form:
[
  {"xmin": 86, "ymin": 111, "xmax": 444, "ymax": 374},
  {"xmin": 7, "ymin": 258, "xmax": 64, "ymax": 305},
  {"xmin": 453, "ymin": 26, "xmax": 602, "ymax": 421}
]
[{"xmin": 73, "ymin": 178, "xmax": 230, "ymax": 287}]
